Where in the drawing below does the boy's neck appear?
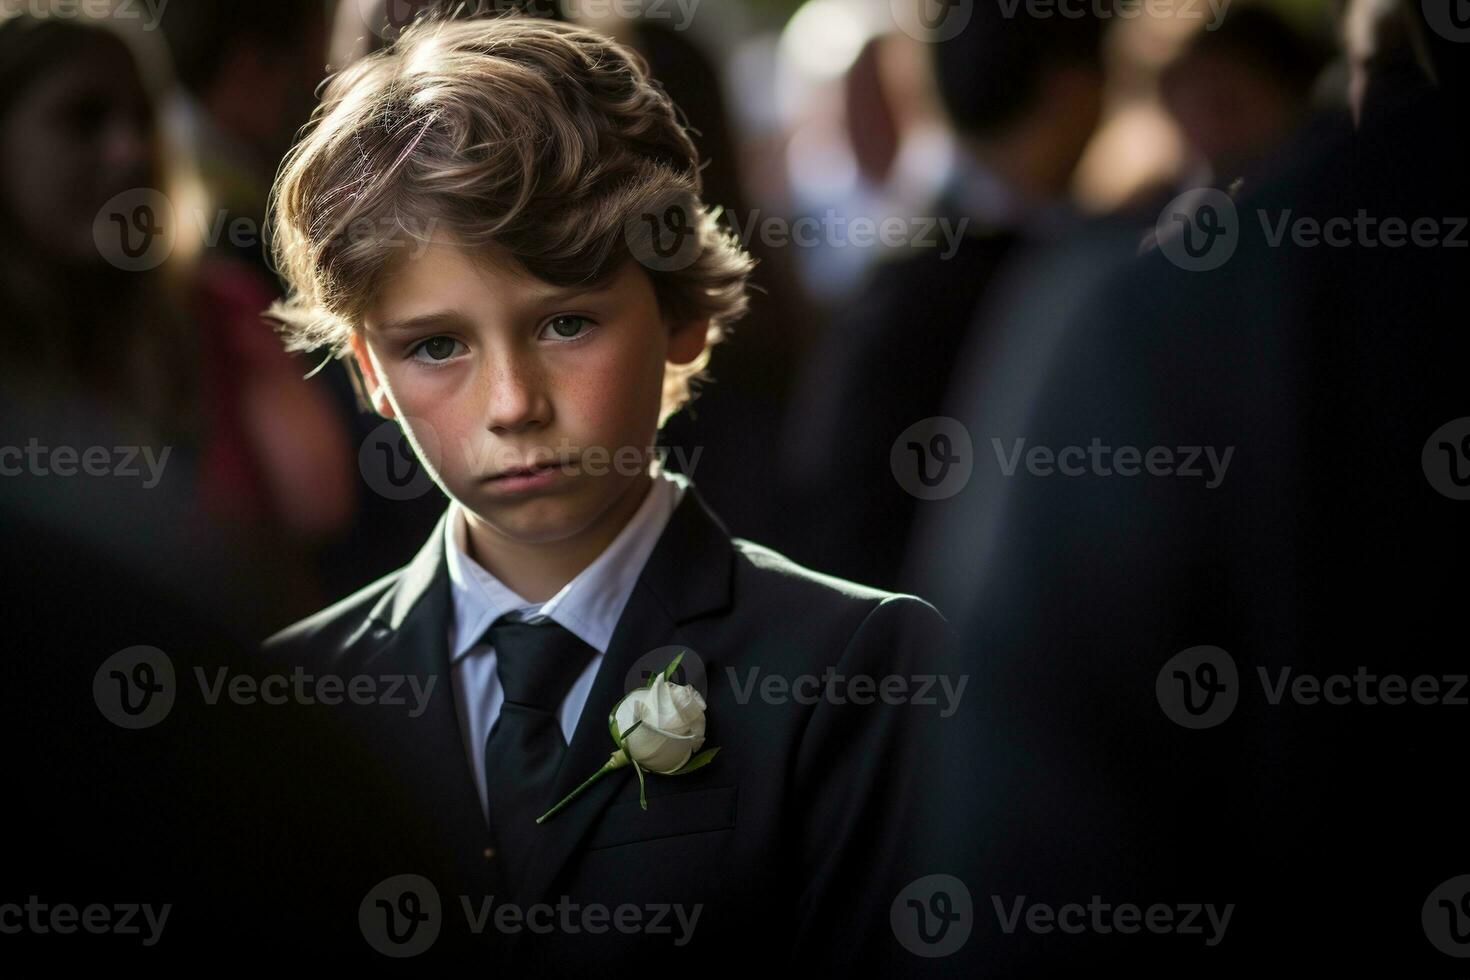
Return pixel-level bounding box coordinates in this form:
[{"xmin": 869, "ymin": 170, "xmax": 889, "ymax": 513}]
[{"xmin": 461, "ymin": 470, "xmax": 655, "ymax": 604}]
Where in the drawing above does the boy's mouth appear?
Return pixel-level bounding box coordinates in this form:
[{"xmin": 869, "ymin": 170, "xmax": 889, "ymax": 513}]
[
  {"xmin": 486, "ymin": 457, "xmax": 577, "ymax": 481},
  {"xmin": 481, "ymin": 457, "xmax": 577, "ymax": 496}
]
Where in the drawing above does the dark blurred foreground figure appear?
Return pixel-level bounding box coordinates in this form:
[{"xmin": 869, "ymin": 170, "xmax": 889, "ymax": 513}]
[
  {"xmin": 0, "ymin": 348, "xmax": 342, "ymax": 963},
  {"xmin": 910, "ymin": 0, "xmax": 1470, "ymax": 971},
  {"xmin": 776, "ymin": 7, "xmax": 1108, "ymax": 591},
  {"xmin": 1153, "ymin": 5, "xmax": 1330, "ymax": 201}
]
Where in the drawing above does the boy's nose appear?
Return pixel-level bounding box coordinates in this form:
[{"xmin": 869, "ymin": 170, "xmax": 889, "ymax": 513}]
[{"xmin": 484, "ymin": 354, "xmax": 551, "ymax": 434}]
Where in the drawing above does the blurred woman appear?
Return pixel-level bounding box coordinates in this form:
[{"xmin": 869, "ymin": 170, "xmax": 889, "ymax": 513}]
[{"xmin": 0, "ymin": 6, "xmax": 355, "ymax": 623}]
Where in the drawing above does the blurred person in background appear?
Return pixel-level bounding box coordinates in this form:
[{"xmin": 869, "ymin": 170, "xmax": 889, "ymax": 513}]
[
  {"xmin": 0, "ymin": 9, "xmax": 357, "ymax": 957},
  {"xmin": 0, "ymin": 9, "xmax": 196, "ymax": 449},
  {"xmin": 773, "ymin": 2, "xmax": 1110, "ymax": 591},
  {"xmin": 1125, "ymin": 4, "xmax": 1331, "ymax": 213},
  {"xmin": 909, "ymin": 0, "xmax": 1469, "ymax": 970},
  {"xmin": 158, "ymin": 2, "xmax": 372, "ymax": 597},
  {"xmin": 768, "ymin": 2, "xmax": 954, "ymax": 307},
  {"xmin": 158, "ymin": 1, "xmax": 330, "ymax": 274},
  {"xmin": 0, "ymin": 6, "xmax": 352, "ymax": 628}
]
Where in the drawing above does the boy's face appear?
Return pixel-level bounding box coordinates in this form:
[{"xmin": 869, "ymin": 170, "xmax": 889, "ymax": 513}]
[{"xmin": 351, "ymin": 239, "xmax": 707, "ymax": 546}]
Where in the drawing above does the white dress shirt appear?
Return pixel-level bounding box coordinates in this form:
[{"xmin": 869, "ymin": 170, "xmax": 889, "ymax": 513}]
[{"xmin": 444, "ymin": 469, "xmax": 688, "ymax": 824}]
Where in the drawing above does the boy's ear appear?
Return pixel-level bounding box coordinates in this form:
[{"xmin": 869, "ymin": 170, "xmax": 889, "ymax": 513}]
[
  {"xmin": 667, "ymin": 316, "xmax": 710, "ymax": 367},
  {"xmin": 348, "ymin": 330, "xmax": 396, "ymax": 419}
]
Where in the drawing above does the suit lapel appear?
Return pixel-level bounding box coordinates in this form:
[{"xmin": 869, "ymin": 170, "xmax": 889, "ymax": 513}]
[
  {"xmin": 343, "ymin": 480, "xmax": 736, "ymax": 927},
  {"xmin": 356, "ymin": 506, "xmax": 492, "ymax": 873},
  {"xmin": 512, "ymin": 479, "xmax": 735, "ymax": 914}
]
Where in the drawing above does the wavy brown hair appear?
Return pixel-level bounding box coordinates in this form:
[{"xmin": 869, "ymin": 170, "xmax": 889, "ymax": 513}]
[{"xmin": 265, "ymin": 13, "xmax": 754, "ymax": 426}]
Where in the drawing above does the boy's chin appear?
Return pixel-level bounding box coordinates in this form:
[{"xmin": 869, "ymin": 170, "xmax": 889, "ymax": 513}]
[{"xmin": 462, "ymin": 479, "xmax": 606, "ymax": 543}]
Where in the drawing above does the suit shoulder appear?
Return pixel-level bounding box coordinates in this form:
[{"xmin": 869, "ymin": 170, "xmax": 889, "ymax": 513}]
[
  {"xmin": 727, "ymin": 537, "xmax": 955, "ymax": 678},
  {"xmin": 259, "ymin": 567, "xmax": 402, "ymax": 658},
  {"xmin": 729, "ymin": 536, "xmax": 947, "ymax": 623}
]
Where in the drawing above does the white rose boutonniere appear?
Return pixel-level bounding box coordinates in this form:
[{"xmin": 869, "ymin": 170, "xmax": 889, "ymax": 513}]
[{"xmin": 536, "ymin": 652, "xmax": 721, "ymax": 823}]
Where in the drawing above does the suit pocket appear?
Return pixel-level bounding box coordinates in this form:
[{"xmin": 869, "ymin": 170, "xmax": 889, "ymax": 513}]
[{"xmin": 582, "ymin": 783, "xmax": 738, "ymax": 851}]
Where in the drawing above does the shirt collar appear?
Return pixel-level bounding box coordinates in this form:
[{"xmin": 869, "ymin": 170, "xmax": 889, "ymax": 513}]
[{"xmin": 444, "ymin": 469, "xmax": 688, "ymax": 663}]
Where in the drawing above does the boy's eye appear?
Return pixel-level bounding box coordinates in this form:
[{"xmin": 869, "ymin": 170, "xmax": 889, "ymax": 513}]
[
  {"xmin": 406, "ymin": 317, "xmax": 594, "ymax": 362},
  {"xmin": 541, "ymin": 314, "xmax": 594, "ymax": 342},
  {"xmin": 409, "ymin": 336, "xmax": 463, "ymax": 363}
]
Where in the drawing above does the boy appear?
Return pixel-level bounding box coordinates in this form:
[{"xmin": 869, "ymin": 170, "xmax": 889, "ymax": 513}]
[{"xmin": 260, "ymin": 14, "xmax": 960, "ymax": 971}]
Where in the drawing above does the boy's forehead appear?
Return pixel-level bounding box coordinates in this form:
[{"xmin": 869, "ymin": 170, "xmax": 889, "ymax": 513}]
[{"xmin": 364, "ymin": 239, "xmax": 635, "ymax": 330}]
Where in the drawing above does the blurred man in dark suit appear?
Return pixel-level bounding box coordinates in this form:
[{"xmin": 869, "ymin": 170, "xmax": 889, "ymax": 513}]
[
  {"xmin": 778, "ymin": 7, "xmax": 1109, "ymax": 592},
  {"xmin": 909, "ymin": 1, "xmax": 1469, "ymax": 971}
]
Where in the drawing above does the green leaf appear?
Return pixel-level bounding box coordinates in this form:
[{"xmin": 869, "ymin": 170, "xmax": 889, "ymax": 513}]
[
  {"xmin": 607, "ymin": 693, "xmax": 633, "ymax": 741},
  {"xmin": 631, "ymin": 755, "xmax": 648, "ymax": 810},
  {"xmin": 608, "ymin": 704, "xmax": 643, "ymax": 746},
  {"xmin": 667, "ymin": 746, "xmax": 721, "ymax": 776}
]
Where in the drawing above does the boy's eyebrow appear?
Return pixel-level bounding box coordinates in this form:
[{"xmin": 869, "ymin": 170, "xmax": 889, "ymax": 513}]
[
  {"xmin": 374, "ymin": 312, "xmax": 463, "ymax": 335},
  {"xmin": 373, "ymin": 280, "xmax": 620, "ymax": 335}
]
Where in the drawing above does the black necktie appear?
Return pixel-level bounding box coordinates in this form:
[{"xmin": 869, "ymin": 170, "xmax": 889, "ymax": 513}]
[{"xmin": 482, "ymin": 615, "xmax": 599, "ymax": 898}]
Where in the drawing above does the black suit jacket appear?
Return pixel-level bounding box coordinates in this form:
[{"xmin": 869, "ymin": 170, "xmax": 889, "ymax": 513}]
[
  {"xmin": 774, "ymin": 191, "xmax": 1025, "ymax": 592},
  {"xmin": 912, "ymin": 89, "xmax": 1468, "ymax": 974},
  {"xmin": 255, "ymin": 479, "xmax": 961, "ymax": 972}
]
